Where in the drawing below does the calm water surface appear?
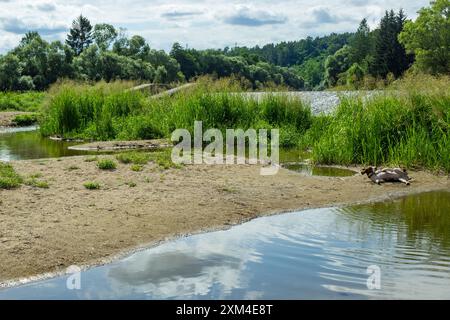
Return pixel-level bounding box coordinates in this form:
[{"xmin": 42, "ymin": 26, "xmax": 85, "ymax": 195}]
[
  {"xmin": 1, "ymin": 130, "xmax": 352, "ymax": 177},
  {"xmin": 1, "ymin": 191, "xmax": 449, "ymax": 300},
  {"xmin": 0, "ymin": 128, "xmax": 94, "ymax": 161},
  {"xmin": 283, "ymin": 163, "xmax": 356, "ymax": 177}
]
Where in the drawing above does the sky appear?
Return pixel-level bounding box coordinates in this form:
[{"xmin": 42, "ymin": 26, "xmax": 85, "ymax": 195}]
[{"xmin": 0, "ymin": 0, "xmax": 429, "ymax": 54}]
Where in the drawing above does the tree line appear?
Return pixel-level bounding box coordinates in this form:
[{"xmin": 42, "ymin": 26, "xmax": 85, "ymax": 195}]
[{"xmin": 0, "ymin": 0, "xmax": 448, "ymax": 91}]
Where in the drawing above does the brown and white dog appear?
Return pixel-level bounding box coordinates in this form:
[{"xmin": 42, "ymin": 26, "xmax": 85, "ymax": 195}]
[{"xmin": 361, "ymin": 166, "xmax": 411, "ymax": 185}]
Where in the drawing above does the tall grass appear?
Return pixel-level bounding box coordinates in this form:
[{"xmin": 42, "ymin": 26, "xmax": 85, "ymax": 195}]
[
  {"xmin": 40, "ymin": 78, "xmax": 312, "ymax": 147},
  {"xmin": 312, "ymin": 90, "xmax": 450, "ymax": 172},
  {"xmin": 39, "ymin": 75, "xmax": 449, "ymax": 172},
  {"xmin": 40, "ymin": 81, "xmax": 147, "ymax": 140}
]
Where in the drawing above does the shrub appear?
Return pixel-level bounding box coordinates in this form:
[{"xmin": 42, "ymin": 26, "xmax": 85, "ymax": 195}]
[
  {"xmin": 97, "ymin": 159, "xmax": 117, "ymax": 170},
  {"xmin": 130, "ymin": 164, "xmax": 143, "ymax": 172},
  {"xmin": 12, "ymin": 113, "xmax": 39, "ymax": 126},
  {"xmin": 0, "ymin": 162, "xmax": 22, "ymax": 189},
  {"xmin": 116, "ymin": 152, "xmax": 150, "ymax": 165},
  {"xmin": 25, "ymin": 179, "xmax": 49, "ymax": 189},
  {"xmin": 84, "ymin": 181, "xmax": 100, "ymax": 190}
]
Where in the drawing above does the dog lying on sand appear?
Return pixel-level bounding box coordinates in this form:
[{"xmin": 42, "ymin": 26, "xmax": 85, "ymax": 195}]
[{"xmin": 361, "ymin": 167, "xmax": 412, "ymax": 185}]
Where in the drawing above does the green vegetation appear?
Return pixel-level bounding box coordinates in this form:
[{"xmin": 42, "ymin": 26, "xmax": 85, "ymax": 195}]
[
  {"xmin": 116, "ymin": 152, "xmax": 150, "ymax": 164},
  {"xmin": 148, "ymin": 149, "xmax": 182, "ymax": 170},
  {"xmin": 41, "ymin": 78, "xmax": 311, "ymax": 146},
  {"xmin": 0, "ymin": 15, "xmax": 300, "ymax": 91},
  {"xmin": 125, "ymin": 181, "xmax": 137, "ymax": 187},
  {"xmin": 0, "ymin": 164, "xmax": 50, "ymax": 189},
  {"xmin": 12, "ymin": 113, "xmax": 39, "ymax": 126},
  {"xmin": 399, "ymin": 0, "xmax": 450, "ymax": 74},
  {"xmin": 83, "ymin": 181, "xmax": 100, "ymax": 190},
  {"xmin": 0, "ymin": 1, "xmax": 446, "ymax": 91},
  {"xmin": 118, "ymin": 150, "xmax": 181, "ymax": 170},
  {"xmin": 29, "ymin": 173, "xmax": 42, "ymax": 179},
  {"xmin": 0, "ymin": 162, "xmax": 23, "ymax": 189},
  {"xmin": 97, "ymin": 159, "xmax": 117, "ymax": 170},
  {"xmin": 130, "ymin": 164, "xmax": 143, "ymax": 172},
  {"xmin": 308, "ymin": 75, "xmax": 450, "ymax": 172},
  {"xmin": 38, "ymin": 74, "xmax": 450, "ymax": 172},
  {"xmin": 0, "ymin": 92, "xmax": 45, "ymax": 112},
  {"xmin": 40, "ymin": 81, "xmax": 145, "ymax": 139},
  {"xmin": 84, "ymin": 156, "xmax": 98, "ymax": 162},
  {"xmin": 25, "ymin": 178, "xmax": 49, "ymax": 189}
]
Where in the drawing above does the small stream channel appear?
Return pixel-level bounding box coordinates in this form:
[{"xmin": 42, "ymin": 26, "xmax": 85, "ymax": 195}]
[{"xmin": 0, "ymin": 126, "xmax": 358, "ymax": 176}]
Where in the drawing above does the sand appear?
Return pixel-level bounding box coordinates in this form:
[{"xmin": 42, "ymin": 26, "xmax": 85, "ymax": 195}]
[{"xmin": 0, "ymin": 155, "xmax": 448, "ymax": 285}]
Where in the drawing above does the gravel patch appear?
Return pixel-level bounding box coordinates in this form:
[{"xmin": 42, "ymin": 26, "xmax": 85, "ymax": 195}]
[{"xmin": 242, "ymin": 91, "xmax": 383, "ymax": 115}]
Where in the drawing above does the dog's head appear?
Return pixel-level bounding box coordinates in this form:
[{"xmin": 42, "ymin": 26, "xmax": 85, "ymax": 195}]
[{"xmin": 361, "ymin": 166, "xmax": 375, "ymax": 176}]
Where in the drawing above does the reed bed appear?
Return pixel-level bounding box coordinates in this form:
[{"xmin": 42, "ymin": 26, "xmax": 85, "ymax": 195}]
[{"xmin": 39, "ymin": 76, "xmax": 450, "ymax": 172}]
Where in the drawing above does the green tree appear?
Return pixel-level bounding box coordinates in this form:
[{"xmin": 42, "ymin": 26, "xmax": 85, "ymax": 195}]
[
  {"xmin": 112, "ymin": 28, "xmax": 130, "ymax": 56},
  {"xmin": 73, "ymin": 45, "xmax": 101, "ymax": 81},
  {"xmin": 350, "ymin": 18, "xmax": 372, "ymax": 64},
  {"xmin": 346, "ymin": 63, "xmax": 365, "ymax": 88},
  {"xmin": 324, "ymin": 45, "xmax": 352, "ymax": 86},
  {"xmin": 297, "ymin": 58, "xmax": 324, "ymax": 89},
  {"xmin": 128, "ymin": 35, "xmax": 150, "ymax": 59},
  {"xmin": 66, "ymin": 15, "xmax": 93, "ymax": 55},
  {"xmin": 170, "ymin": 43, "xmax": 199, "ymax": 80},
  {"xmin": 370, "ymin": 10, "xmax": 412, "ymax": 78},
  {"xmin": 0, "ymin": 54, "xmax": 21, "ymax": 90},
  {"xmin": 154, "ymin": 65, "xmax": 168, "ymax": 83},
  {"xmin": 399, "ymin": 0, "xmax": 450, "ymax": 74},
  {"xmin": 13, "ymin": 32, "xmax": 73, "ymax": 89},
  {"xmin": 93, "ymin": 23, "xmax": 118, "ymax": 51}
]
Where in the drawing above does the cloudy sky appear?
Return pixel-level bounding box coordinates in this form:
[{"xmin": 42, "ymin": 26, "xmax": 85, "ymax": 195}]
[{"xmin": 0, "ymin": 0, "xmax": 428, "ymax": 53}]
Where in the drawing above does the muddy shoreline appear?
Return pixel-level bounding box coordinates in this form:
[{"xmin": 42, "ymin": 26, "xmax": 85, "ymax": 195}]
[
  {"xmin": 67, "ymin": 139, "xmax": 172, "ymax": 151},
  {"xmin": 0, "ymin": 155, "xmax": 448, "ymax": 287}
]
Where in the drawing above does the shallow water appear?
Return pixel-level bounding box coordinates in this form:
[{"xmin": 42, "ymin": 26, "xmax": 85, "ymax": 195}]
[
  {"xmin": 0, "ymin": 129, "xmax": 93, "ymax": 161},
  {"xmin": 1, "ymin": 191, "xmax": 449, "ymax": 300},
  {"xmin": 279, "ymin": 149, "xmax": 356, "ymax": 177},
  {"xmin": 283, "ymin": 163, "xmax": 356, "ymax": 177}
]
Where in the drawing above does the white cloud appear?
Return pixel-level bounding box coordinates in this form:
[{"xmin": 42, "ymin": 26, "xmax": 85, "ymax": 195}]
[
  {"xmin": 0, "ymin": 0, "xmax": 430, "ymax": 54},
  {"xmin": 222, "ymin": 5, "xmax": 287, "ymax": 26}
]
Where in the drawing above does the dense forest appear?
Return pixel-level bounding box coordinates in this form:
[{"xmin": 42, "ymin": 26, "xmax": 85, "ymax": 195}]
[{"xmin": 0, "ymin": 0, "xmax": 448, "ymax": 91}]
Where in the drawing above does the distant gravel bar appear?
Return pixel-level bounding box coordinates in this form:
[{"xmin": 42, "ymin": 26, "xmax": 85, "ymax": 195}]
[{"xmin": 242, "ymin": 91, "xmax": 384, "ymax": 115}]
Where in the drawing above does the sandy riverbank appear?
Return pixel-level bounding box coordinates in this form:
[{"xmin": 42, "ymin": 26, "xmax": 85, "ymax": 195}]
[{"xmin": 0, "ymin": 155, "xmax": 448, "ymax": 285}]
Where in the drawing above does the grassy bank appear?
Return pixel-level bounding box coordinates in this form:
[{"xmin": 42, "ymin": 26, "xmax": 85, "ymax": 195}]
[
  {"xmin": 40, "ymin": 76, "xmax": 450, "ymax": 172},
  {"xmin": 306, "ymin": 75, "xmax": 450, "ymax": 172},
  {"xmin": 0, "ymin": 91, "xmax": 46, "ymax": 112},
  {"xmin": 40, "ymin": 78, "xmax": 312, "ymax": 146}
]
